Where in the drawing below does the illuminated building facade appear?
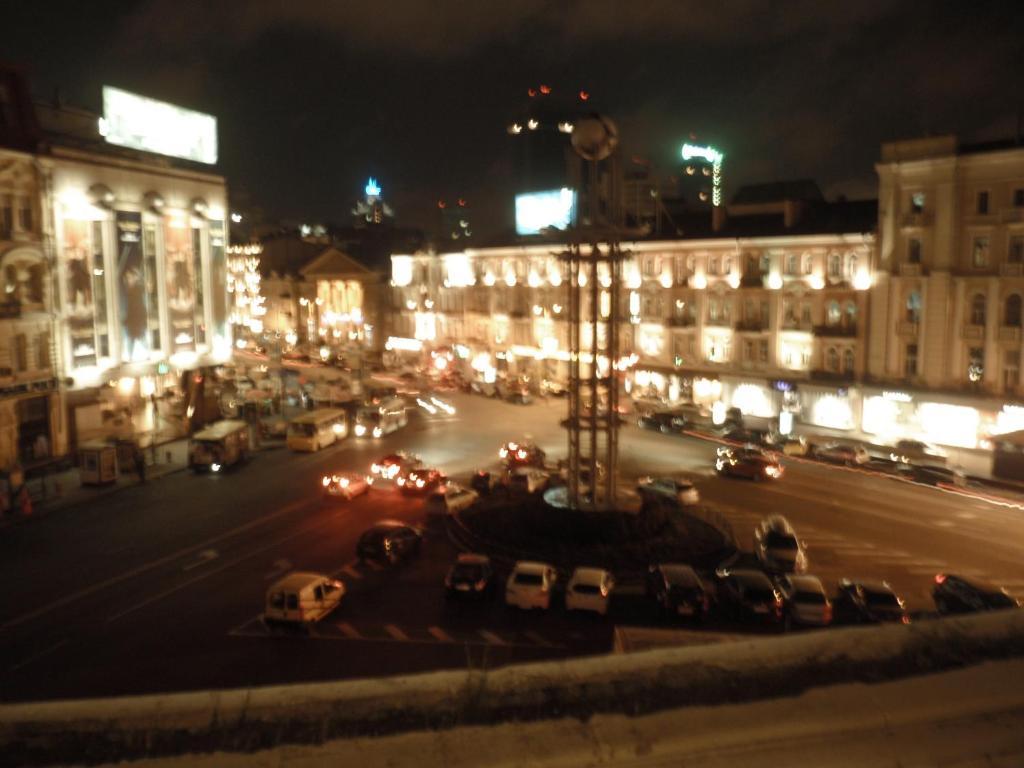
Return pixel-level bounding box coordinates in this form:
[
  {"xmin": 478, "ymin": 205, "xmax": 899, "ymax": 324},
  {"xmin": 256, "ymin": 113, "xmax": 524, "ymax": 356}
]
[
  {"xmin": 868, "ymin": 135, "xmax": 1024, "ymax": 448},
  {"xmin": 389, "ymin": 185, "xmax": 876, "ymax": 434},
  {"xmin": 0, "ymin": 145, "xmax": 66, "ymax": 472},
  {"xmin": 23, "ymin": 83, "xmax": 232, "ymax": 448}
]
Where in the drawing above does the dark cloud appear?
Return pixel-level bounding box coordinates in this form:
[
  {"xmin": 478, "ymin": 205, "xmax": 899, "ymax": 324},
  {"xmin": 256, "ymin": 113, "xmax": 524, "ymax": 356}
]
[{"xmin": 7, "ymin": 1, "xmax": 1024, "ymax": 238}]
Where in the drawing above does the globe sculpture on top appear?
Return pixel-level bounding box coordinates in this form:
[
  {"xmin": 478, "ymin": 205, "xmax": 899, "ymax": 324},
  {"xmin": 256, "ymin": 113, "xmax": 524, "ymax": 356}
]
[{"xmin": 570, "ymin": 114, "xmax": 619, "ymax": 161}]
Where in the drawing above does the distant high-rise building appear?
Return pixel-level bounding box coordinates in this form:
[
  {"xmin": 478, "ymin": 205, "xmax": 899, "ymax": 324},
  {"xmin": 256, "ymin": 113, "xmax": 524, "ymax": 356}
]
[
  {"xmin": 353, "ymin": 177, "xmax": 393, "ymax": 227},
  {"xmin": 438, "ymin": 197, "xmax": 472, "ymax": 242}
]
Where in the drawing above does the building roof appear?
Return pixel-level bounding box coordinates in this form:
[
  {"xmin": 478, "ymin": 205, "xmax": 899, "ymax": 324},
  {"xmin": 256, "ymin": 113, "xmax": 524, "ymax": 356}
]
[
  {"xmin": 731, "ymin": 179, "xmax": 824, "ymax": 205},
  {"xmin": 257, "ymin": 236, "xmax": 326, "ymax": 279},
  {"xmin": 301, "ymin": 247, "xmax": 373, "ymax": 279}
]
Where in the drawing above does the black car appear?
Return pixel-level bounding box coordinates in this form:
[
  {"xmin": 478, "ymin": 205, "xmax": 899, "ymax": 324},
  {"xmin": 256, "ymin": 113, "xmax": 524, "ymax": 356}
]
[
  {"xmin": 356, "ymin": 521, "xmax": 422, "ymax": 565},
  {"xmin": 897, "ymin": 464, "xmax": 968, "ymax": 488},
  {"xmin": 444, "ymin": 553, "xmax": 495, "ymax": 598},
  {"xmin": 637, "ymin": 410, "xmax": 686, "ymax": 434},
  {"xmin": 714, "ymin": 569, "xmax": 784, "ymax": 625},
  {"xmin": 932, "ymin": 573, "xmax": 1021, "ymax": 614},
  {"xmin": 833, "ymin": 579, "xmax": 909, "ymax": 624},
  {"xmin": 647, "ymin": 563, "xmax": 709, "ymax": 620}
]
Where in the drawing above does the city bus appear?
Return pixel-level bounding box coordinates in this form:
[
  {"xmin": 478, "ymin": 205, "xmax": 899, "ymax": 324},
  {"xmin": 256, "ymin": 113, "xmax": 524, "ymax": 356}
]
[
  {"xmin": 189, "ymin": 420, "xmax": 250, "ymax": 473},
  {"xmin": 353, "ymin": 397, "xmax": 407, "ymax": 438},
  {"xmin": 286, "ymin": 408, "xmax": 348, "ymax": 452}
]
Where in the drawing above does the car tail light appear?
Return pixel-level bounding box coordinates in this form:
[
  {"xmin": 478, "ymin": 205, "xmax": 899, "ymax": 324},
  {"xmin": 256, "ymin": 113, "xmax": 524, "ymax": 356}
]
[
  {"xmin": 901, "ymin": 614, "xmax": 911, "ymax": 625},
  {"xmin": 935, "ymin": 573, "xmax": 946, "ymax": 585},
  {"xmin": 823, "ymin": 603, "xmax": 833, "ymax": 623},
  {"xmin": 600, "ymin": 584, "xmax": 609, "ymax": 597}
]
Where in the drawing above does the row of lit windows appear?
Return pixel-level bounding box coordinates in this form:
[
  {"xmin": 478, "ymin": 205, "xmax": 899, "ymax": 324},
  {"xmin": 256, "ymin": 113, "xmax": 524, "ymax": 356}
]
[{"xmin": 905, "ymin": 235, "xmax": 1024, "ymax": 266}]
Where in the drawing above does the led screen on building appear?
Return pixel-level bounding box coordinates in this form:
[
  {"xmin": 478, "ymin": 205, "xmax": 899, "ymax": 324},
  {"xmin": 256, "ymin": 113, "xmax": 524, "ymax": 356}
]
[
  {"xmin": 100, "ymin": 86, "xmax": 218, "ymax": 164},
  {"xmin": 515, "ymin": 188, "xmax": 576, "ymax": 235}
]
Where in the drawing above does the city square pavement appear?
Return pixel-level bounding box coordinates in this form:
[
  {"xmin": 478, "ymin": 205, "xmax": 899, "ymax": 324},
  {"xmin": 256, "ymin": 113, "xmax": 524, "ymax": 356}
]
[{"xmin": 0, "ymin": 390, "xmax": 1022, "ymax": 702}]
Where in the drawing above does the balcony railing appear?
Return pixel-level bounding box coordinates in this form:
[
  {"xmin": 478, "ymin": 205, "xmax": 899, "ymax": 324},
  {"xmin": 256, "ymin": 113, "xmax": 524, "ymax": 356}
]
[
  {"xmin": 667, "ymin": 315, "xmax": 697, "ymax": 328},
  {"xmin": 734, "ymin": 318, "xmax": 767, "ymax": 332},
  {"xmin": 813, "ymin": 323, "xmax": 857, "ymax": 338},
  {"xmin": 810, "ymin": 368, "xmax": 855, "ymax": 383},
  {"xmin": 962, "ymin": 324, "xmax": 985, "ymax": 340},
  {"xmin": 780, "ymin": 319, "xmax": 813, "ymax": 332},
  {"xmin": 896, "ymin": 320, "xmax": 919, "ymax": 336},
  {"xmin": 740, "ymin": 273, "xmax": 765, "ymax": 288},
  {"xmin": 999, "ymin": 326, "xmax": 1022, "ymax": 343},
  {"xmin": 1001, "ymin": 263, "xmax": 1024, "ymax": 277},
  {"xmin": 900, "ymin": 211, "xmax": 933, "ymax": 228},
  {"xmin": 898, "ymin": 263, "xmax": 923, "ymax": 277}
]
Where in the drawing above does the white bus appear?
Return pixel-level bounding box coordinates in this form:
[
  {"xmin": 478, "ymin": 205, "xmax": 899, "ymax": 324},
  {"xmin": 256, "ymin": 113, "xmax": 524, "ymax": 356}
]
[
  {"xmin": 353, "ymin": 397, "xmax": 407, "ymax": 438},
  {"xmin": 286, "ymin": 408, "xmax": 348, "ymax": 452},
  {"xmin": 189, "ymin": 420, "xmax": 250, "ymax": 473}
]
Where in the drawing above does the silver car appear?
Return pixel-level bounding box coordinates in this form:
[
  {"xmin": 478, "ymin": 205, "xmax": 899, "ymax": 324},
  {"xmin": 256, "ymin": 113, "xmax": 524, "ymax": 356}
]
[
  {"xmin": 754, "ymin": 515, "xmax": 808, "ymax": 574},
  {"xmin": 775, "ymin": 574, "xmax": 832, "ymax": 626}
]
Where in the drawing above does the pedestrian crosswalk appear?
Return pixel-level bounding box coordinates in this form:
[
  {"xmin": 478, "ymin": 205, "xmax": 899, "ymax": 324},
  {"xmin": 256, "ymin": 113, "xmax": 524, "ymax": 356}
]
[{"xmin": 229, "ymin": 615, "xmax": 565, "ymax": 648}]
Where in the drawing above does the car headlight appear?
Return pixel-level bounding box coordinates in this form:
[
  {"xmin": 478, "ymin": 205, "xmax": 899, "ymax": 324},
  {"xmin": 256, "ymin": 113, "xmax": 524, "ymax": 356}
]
[
  {"xmin": 322, "ymin": 476, "xmax": 330, "ymax": 487},
  {"xmin": 373, "ymin": 427, "xmax": 383, "ymax": 438},
  {"xmin": 354, "ymin": 424, "xmax": 366, "ymax": 436}
]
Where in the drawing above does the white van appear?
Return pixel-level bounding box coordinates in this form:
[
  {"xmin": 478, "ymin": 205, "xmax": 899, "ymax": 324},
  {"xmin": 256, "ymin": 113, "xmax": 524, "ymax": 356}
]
[
  {"xmin": 354, "ymin": 397, "xmax": 408, "ymax": 438},
  {"xmin": 286, "ymin": 408, "xmax": 348, "ymax": 451},
  {"xmin": 265, "ymin": 572, "xmax": 345, "ymax": 625}
]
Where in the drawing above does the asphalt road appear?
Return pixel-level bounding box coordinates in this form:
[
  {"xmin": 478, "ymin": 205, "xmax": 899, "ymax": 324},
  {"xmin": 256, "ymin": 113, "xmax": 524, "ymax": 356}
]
[{"xmin": 0, "ymin": 389, "xmax": 1022, "ymax": 703}]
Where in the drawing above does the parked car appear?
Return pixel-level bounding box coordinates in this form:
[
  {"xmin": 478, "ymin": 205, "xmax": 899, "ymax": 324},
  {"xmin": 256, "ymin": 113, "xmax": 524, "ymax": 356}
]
[
  {"xmin": 813, "ymin": 442, "xmax": 870, "ymax": 466},
  {"xmin": 719, "ymin": 427, "xmax": 765, "ymax": 445},
  {"xmin": 540, "ymin": 378, "xmax": 568, "ymax": 397},
  {"xmin": 425, "ymin": 484, "xmax": 479, "ymax": 515},
  {"xmin": 637, "ymin": 410, "xmax": 687, "ymax": 434},
  {"xmin": 897, "ymin": 464, "xmax": 968, "ymax": 488},
  {"xmin": 505, "ymin": 561, "xmax": 558, "ymax": 610},
  {"xmin": 636, "ymin": 476, "xmax": 700, "ymax": 506},
  {"xmin": 715, "ymin": 446, "xmax": 784, "ymax": 481},
  {"xmin": 565, "ymin": 567, "xmax": 615, "ymax": 616},
  {"xmin": 499, "ymin": 440, "xmax": 546, "ymax": 467},
  {"xmin": 356, "ymin": 521, "xmax": 423, "ymax": 565},
  {"xmin": 764, "ymin": 434, "xmax": 811, "ymax": 456},
  {"xmin": 507, "ymin": 466, "xmax": 550, "ymax": 494},
  {"xmin": 833, "ymin": 579, "xmax": 910, "ymax": 624},
  {"xmin": 265, "ymin": 572, "xmax": 345, "ymax": 625},
  {"xmin": 470, "ymin": 469, "xmax": 500, "ymax": 496},
  {"xmin": 498, "ymin": 377, "xmax": 532, "ymax": 404},
  {"xmin": 774, "ymin": 574, "xmax": 832, "ymax": 627},
  {"xmin": 754, "ymin": 516, "xmax": 808, "ymax": 574},
  {"xmin": 932, "ymin": 573, "xmax": 1021, "ymax": 614},
  {"xmin": 714, "ymin": 569, "xmax": 785, "ymax": 626},
  {"xmin": 321, "ymin": 470, "xmax": 370, "ymax": 500},
  {"xmin": 369, "ymin": 452, "xmax": 422, "ymax": 483},
  {"xmin": 890, "ymin": 439, "xmax": 948, "ymax": 466},
  {"xmin": 444, "ymin": 553, "xmax": 494, "ymax": 598},
  {"xmin": 397, "ymin": 467, "xmax": 447, "ymax": 495},
  {"xmin": 646, "ymin": 563, "xmax": 709, "ymax": 620}
]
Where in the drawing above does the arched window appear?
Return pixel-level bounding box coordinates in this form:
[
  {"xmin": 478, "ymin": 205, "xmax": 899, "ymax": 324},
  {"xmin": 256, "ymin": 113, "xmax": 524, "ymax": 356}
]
[
  {"xmin": 843, "ymin": 348, "xmax": 855, "ymax": 373},
  {"xmin": 708, "ymin": 297, "xmax": 719, "ymax": 322},
  {"xmin": 970, "ymin": 293, "xmax": 987, "ymax": 326},
  {"xmin": 801, "ymin": 253, "xmax": 812, "ymax": 275},
  {"xmin": 847, "ymin": 254, "xmax": 858, "ymax": 282},
  {"xmin": 828, "ymin": 253, "xmax": 842, "ymax": 279},
  {"xmin": 827, "ymin": 300, "xmax": 841, "ymax": 325},
  {"xmin": 906, "ymin": 291, "xmax": 922, "ymax": 323},
  {"xmin": 845, "ymin": 301, "xmax": 857, "ymax": 326},
  {"xmin": 1005, "ymin": 294, "xmax": 1022, "ymax": 327},
  {"xmin": 827, "ymin": 347, "xmax": 839, "ymax": 371},
  {"xmin": 785, "ymin": 253, "xmax": 797, "ymax": 275}
]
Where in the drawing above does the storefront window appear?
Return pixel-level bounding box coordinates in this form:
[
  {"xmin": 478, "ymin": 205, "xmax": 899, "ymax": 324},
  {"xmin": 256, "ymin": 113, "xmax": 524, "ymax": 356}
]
[
  {"xmin": 210, "ymin": 219, "xmax": 228, "ymax": 346},
  {"xmin": 192, "ymin": 227, "xmax": 206, "ymax": 346}
]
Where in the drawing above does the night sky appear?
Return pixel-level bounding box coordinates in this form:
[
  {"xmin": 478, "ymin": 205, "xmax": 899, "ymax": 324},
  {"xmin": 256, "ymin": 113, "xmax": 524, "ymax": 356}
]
[{"xmin": 8, "ymin": 0, "xmax": 1024, "ymax": 238}]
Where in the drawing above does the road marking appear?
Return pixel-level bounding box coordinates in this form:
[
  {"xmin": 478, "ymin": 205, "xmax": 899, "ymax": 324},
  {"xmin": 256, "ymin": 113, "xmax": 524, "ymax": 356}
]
[
  {"xmin": 0, "ymin": 497, "xmax": 317, "ymax": 634},
  {"xmin": 105, "ymin": 510, "xmax": 340, "ymax": 624},
  {"xmin": 340, "ymin": 564, "xmax": 363, "ymax": 579},
  {"xmin": 478, "ymin": 629, "xmax": 506, "ymax": 645},
  {"xmin": 337, "ymin": 622, "xmax": 362, "ymax": 639},
  {"xmin": 8, "ymin": 638, "xmax": 69, "ymax": 673},
  {"xmin": 264, "ymin": 558, "xmax": 293, "ymax": 581},
  {"xmin": 384, "ymin": 624, "xmax": 409, "ymax": 641},
  {"xmin": 428, "ymin": 625, "xmax": 454, "ymax": 642},
  {"xmin": 182, "ymin": 549, "xmax": 219, "ymax": 572}
]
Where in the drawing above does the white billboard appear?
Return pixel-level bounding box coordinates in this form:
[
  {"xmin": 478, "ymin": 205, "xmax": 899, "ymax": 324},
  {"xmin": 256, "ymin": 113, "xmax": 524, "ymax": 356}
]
[
  {"xmin": 99, "ymin": 86, "xmax": 218, "ymax": 164},
  {"xmin": 515, "ymin": 188, "xmax": 576, "ymax": 235}
]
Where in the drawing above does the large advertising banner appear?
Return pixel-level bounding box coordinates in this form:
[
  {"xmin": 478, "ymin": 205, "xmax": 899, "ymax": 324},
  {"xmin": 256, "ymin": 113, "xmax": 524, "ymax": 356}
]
[
  {"xmin": 63, "ymin": 219, "xmax": 97, "ymax": 367},
  {"xmin": 164, "ymin": 220, "xmax": 196, "ymax": 352},
  {"xmin": 116, "ymin": 211, "xmax": 150, "ymax": 362}
]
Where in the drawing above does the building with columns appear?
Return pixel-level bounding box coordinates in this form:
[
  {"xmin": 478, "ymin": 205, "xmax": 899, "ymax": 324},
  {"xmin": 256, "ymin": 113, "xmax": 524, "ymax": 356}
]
[
  {"xmin": 867, "ymin": 135, "xmax": 1024, "ymax": 448},
  {"xmin": 390, "ymin": 183, "xmax": 877, "ymax": 433}
]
